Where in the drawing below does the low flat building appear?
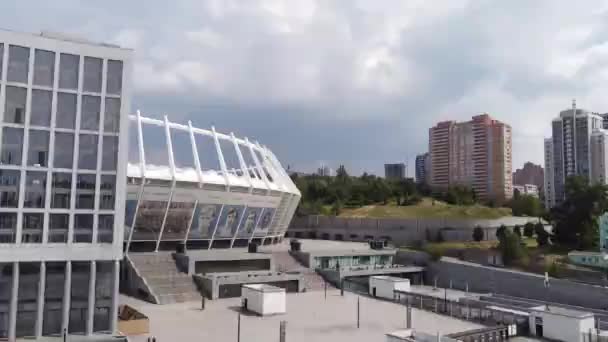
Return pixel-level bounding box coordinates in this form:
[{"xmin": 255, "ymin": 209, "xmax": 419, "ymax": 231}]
[{"xmin": 528, "ymin": 305, "xmax": 596, "ymax": 342}]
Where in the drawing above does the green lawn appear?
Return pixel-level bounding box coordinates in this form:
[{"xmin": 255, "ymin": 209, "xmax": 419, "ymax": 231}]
[{"xmin": 339, "ymin": 198, "xmax": 512, "ymax": 219}]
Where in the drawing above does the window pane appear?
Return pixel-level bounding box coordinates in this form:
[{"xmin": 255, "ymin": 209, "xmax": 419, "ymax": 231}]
[
  {"xmin": 0, "ymin": 213, "xmax": 17, "ymax": 243},
  {"xmin": 16, "ymin": 263, "xmax": 39, "ymax": 337},
  {"xmin": 104, "ymin": 98, "xmax": 120, "ymax": 133},
  {"xmin": 69, "ymin": 262, "xmax": 90, "ymax": 333},
  {"xmin": 59, "ymin": 53, "xmax": 79, "ymax": 90},
  {"xmin": 27, "ymin": 129, "xmax": 49, "ymax": 167},
  {"xmin": 83, "ymin": 57, "xmax": 102, "ymax": 93},
  {"xmin": 22, "ymin": 213, "xmax": 43, "ymax": 243},
  {"xmin": 76, "ymin": 174, "xmax": 95, "ymax": 209},
  {"xmin": 102, "ymin": 136, "xmax": 118, "ymax": 171},
  {"xmin": 94, "ymin": 261, "xmax": 113, "ymax": 331},
  {"xmin": 1, "ymin": 127, "xmax": 23, "ymax": 165},
  {"xmin": 33, "ymin": 49, "xmax": 55, "ymax": 87},
  {"xmin": 7, "ymin": 45, "xmax": 29, "ymax": 83},
  {"xmin": 24, "ymin": 171, "xmax": 46, "ymax": 208},
  {"xmin": 100, "ymin": 175, "xmax": 115, "ymax": 210},
  {"xmin": 81, "ymin": 96, "xmax": 100, "ymax": 130},
  {"xmin": 0, "ymin": 263, "xmax": 13, "ymax": 338},
  {"xmin": 51, "ymin": 172, "xmax": 71, "ymax": 209},
  {"xmin": 106, "ymin": 60, "xmax": 123, "ymax": 95},
  {"xmin": 74, "ymin": 215, "xmax": 93, "ymax": 243},
  {"xmin": 30, "ymin": 90, "xmax": 52, "ymax": 127},
  {"xmin": 53, "ymin": 133, "xmax": 74, "ymax": 168},
  {"xmin": 0, "ymin": 170, "xmax": 20, "ymax": 208},
  {"xmin": 78, "ymin": 134, "xmax": 98, "ymax": 170},
  {"xmin": 49, "ymin": 214, "xmax": 69, "ymax": 243},
  {"xmin": 4, "ymin": 86, "xmax": 27, "ymax": 124},
  {"xmin": 43, "ymin": 262, "xmax": 65, "ymax": 335},
  {"xmin": 98, "ymin": 215, "xmax": 114, "ymax": 244},
  {"xmin": 56, "ymin": 93, "xmax": 77, "ymax": 129}
]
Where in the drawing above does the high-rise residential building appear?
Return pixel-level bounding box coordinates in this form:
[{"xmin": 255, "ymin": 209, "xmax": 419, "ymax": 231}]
[
  {"xmin": 513, "ymin": 162, "xmax": 544, "ymax": 189},
  {"xmin": 544, "ymin": 138, "xmax": 555, "ymax": 208},
  {"xmin": 0, "ymin": 30, "xmax": 131, "ymax": 339},
  {"xmin": 428, "ymin": 114, "xmax": 512, "ymax": 203},
  {"xmin": 384, "ymin": 163, "xmax": 406, "ymax": 180},
  {"xmin": 546, "ymin": 102, "xmax": 604, "ymax": 207},
  {"xmin": 590, "ymin": 129, "xmax": 608, "ymax": 185},
  {"xmin": 415, "ymin": 153, "xmax": 430, "ymax": 184},
  {"xmin": 316, "ymin": 164, "xmax": 334, "ymax": 177}
]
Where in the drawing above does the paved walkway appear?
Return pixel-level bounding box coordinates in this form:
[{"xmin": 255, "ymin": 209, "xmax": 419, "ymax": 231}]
[{"xmin": 121, "ymin": 290, "xmax": 483, "ymax": 342}]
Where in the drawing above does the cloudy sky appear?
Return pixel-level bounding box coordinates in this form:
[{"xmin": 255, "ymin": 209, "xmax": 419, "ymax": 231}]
[{"xmin": 3, "ymin": 0, "xmax": 608, "ymax": 175}]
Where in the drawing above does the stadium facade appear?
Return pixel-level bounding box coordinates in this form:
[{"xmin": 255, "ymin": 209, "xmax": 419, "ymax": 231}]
[{"xmin": 124, "ymin": 111, "xmax": 301, "ymax": 252}]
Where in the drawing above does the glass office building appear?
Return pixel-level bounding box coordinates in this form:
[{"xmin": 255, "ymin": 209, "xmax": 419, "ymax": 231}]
[{"xmin": 0, "ymin": 30, "xmax": 131, "ymax": 339}]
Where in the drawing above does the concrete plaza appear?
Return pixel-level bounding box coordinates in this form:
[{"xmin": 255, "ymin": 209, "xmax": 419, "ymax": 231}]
[{"xmin": 122, "ymin": 289, "xmax": 483, "ymax": 342}]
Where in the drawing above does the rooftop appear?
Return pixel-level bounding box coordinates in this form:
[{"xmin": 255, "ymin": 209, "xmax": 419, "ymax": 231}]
[
  {"xmin": 530, "ymin": 305, "xmax": 594, "ymax": 319},
  {"xmin": 121, "ymin": 290, "xmax": 483, "ymax": 342},
  {"xmin": 0, "ymin": 28, "xmax": 129, "ymax": 49},
  {"xmin": 372, "ymin": 275, "xmax": 411, "ymax": 282},
  {"xmin": 243, "ymin": 283, "xmax": 285, "ymax": 293},
  {"xmin": 395, "ymin": 285, "xmax": 486, "ymax": 302}
]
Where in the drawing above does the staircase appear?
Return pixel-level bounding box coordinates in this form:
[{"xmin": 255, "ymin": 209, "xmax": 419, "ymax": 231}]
[
  {"xmin": 128, "ymin": 252, "xmax": 201, "ymax": 304},
  {"xmin": 272, "ymin": 251, "xmax": 334, "ymax": 291}
]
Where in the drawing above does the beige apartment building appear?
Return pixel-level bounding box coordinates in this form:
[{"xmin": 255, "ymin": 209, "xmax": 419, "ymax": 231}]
[{"xmin": 429, "ymin": 114, "xmax": 513, "ymax": 203}]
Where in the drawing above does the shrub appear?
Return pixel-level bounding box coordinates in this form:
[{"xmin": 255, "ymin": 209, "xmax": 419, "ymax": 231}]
[
  {"xmin": 535, "ymin": 223, "xmax": 550, "ymax": 246},
  {"xmin": 513, "ymin": 225, "xmax": 522, "ymax": 238},
  {"xmin": 498, "ymin": 230, "xmax": 526, "ymax": 266},
  {"xmin": 523, "ymin": 222, "xmax": 535, "ymax": 238},
  {"xmin": 426, "ymin": 246, "xmax": 444, "ymax": 262},
  {"xmin": 496, "ymin": 225, "xmax": 507, "ymax": 241}
]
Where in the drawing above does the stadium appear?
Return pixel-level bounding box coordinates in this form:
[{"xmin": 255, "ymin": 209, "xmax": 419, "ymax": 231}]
[{"xmin": 123, "ymin": 111, "xmax": 301, "ymax": 253}]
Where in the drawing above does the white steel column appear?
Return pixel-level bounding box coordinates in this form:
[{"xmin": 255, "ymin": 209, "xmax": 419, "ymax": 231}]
[
  {"xmin": 247, "ymin": 138, "xmax": 271, "ymax": 194},
  {"xmin": 248, "ymin": 208, "xmax": 265, "ymax": 244},
  {"xmin": 62, "ymin": 261, "xmax": 72, "ymax": 333},
  {"xmin": 155, "ymin": 115, "xmax": 177, "ymax": 252},
  {"xmin": 110, "ymin": 260, "xmax": 120, "ymax": 334},
  {"xmin": 207, "ymin": 204, "xmax": 224, "ymax": 250},
  {"xmin": 125, "ymin": 110, "xmax": 147, "ymax": 254},
  {"xmin": 35, "ymin": 261, "xmax": 46, "ymax": 338},
  {"xmin": 261, "ymin": 208, "xmax": 279, "ymax": 246},
  {"xmin": 183, "ymin": 200, "xmax": 199, "ymax": 245},
  {"xmin": 8, "ymin": 262, "xmax": 19, "ymax": 341},
  {"xmin": 86, "ymin": 261, "xmax": 96, "ymax": 335},
  {"xmin": 231, "ymin": 133, "xmax": 253, "ymax": 191},
  {"xmin": 230, "ymin": 205, "xmax": 248, "ymax": 248},
  {"xmin": 188, "ymin": 121, "xmax": 204, "ymax": 186},
  {"xmin": 211, "ymin": 126, "xmax": 230, "ymax": 190}
]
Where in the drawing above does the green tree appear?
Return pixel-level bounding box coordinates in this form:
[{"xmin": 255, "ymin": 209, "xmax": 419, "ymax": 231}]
[
  {"xmin": 549, "ymin": 176, "xmax": 608, "ymax": 249},
  {"xmin": 523, "ymin": 222, "xmax": 535, "ymax": 238},
  {"xmin": 498, "ymin": 230, "xmax": 526, "ymax": 266},
  {"xmin": 513, "ymin": 225, "xmax": 522, "ymax": 238},
  {"xmin": 473, "ymin": 226, "xmax": 484, "ymax": 242},
  {"xmin": 510, "ymin": 194, "xmax": 543, "ymax": 217},
  {"xmin": 535, "ymin": 222, "xmax": 550, "ymax": 247},
  {"xmin": 331, "ymin": 199, "xmax": 343, "ymax": 216}
]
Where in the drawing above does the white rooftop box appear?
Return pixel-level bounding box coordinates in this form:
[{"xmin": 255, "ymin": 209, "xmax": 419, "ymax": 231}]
[
  {"xmin": 370, "ymin": 276, "xmax": 410, "ymax": 300},
  {"xmin": 241, "ymin": 284, "xmax": 286, "ymax": 316}
]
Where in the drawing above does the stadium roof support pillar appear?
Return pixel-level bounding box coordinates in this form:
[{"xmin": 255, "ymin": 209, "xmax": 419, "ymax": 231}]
[
  {"xmin": 212, "ymin": 126, "xmax": 230, "ymax": 191},
  {"xmin": 183, "ymin": 199, "xmax": 199, "ymax": 245},
  {"xmin": 248, "ymin": 208, "xmax": 266, "ymax": 244},
  {"xmin": 125, "ymin": 110, "xmax": 147, "ymax": 254},
  {"xmin": 247, "ymin": 137, "xmax": 271, "ymax": 194},
  {"xmin": 156, "ymin": 115, "xmax": 177, "ymax": 252},
  {"xmin": 230, "ymin": 205, "xmax": 248, "ymax": 248},
  {"xmin": 232, "ymin": 132, "xmax": 253, "ymax": 192},
  {"xmin": 208, "ymin": 204, "xmax": 225, "ymax": 249},
  {"xmin": 188, "ymin": 120, "xmax": 204, "ymax": 186}
]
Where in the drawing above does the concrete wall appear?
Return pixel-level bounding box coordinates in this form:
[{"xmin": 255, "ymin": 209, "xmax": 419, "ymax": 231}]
[
  {"xmin": 426, "ymin": 258, "xmax": 608, "ymax": 311},
  {"xmin": 289, "ymin": 215, "xmax": 542, "ymax": 246}
]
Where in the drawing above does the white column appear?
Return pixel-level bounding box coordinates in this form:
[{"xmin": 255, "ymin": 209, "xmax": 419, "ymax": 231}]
[
  {"xmin": 230, "ymin": 205, "xmax": 248, "ymax": 248},
  {"xmin": 86, "ymin": 261, "xmax": 96, "ymax": 335},
  {"xmin": 248, "ymin": 208, "xmax": 265, "ymax": 244},
  {"xmin": 155, "ymin": 115, "xmax": 177, "ymax": 252},
  {"xmin": 183, "ymin": 200, "xmax": 199, "ymax": 245},
  {"xmin": 110, "ymin": 260, "xmax": 120, "ymax": 334},
  {"xmin": 155, "ymin": 182, "xmax": 175, "ymax": 252},
  {"xmin": 211, "ymin": 126, "xmax": 230, "ymax": 190},
  {"xmin": 208, "ymin": 204, "xmax": 224, "ymax": 249},
  {"xmin": 8, "ymin": 262, "xmax": 19, "ymax": 341},
  {"xmin": 62, "ymin": 261, "xmax": 72, "ymax": 333},
  {"xmin": 35, "ymin": 261, "xmax": 46, "ymax": 338},
  {"xmin": 187, "ymin": 120, "xmax": 204, "ymax": 186}
]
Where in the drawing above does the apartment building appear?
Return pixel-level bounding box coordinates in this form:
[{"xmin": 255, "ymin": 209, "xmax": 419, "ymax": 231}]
[
  {"xmin": 0, "ymin": 30, "xmax": 132, "ymax": 339},
  {"xmin": 385, "ymin": 163, "xmax": 406, "ymax": 180},
  {"xmin": 428, "ymin": 114, "xmax": 512, "ymax": 203},
  {"xmin": 414, "ymin": 153, "xmax": 430, "ymax": 184},
  {"xmin": 544, "ymin": 138, "xmax": 555, "ymax": 209}
]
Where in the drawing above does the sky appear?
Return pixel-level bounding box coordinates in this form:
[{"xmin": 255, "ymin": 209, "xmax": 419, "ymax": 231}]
[{"xmin": 3, "ymin": 0, "xmax": 608, "ymax": 176}]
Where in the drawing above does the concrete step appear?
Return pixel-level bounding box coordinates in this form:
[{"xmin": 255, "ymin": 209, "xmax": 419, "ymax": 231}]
[
  {"xmin": 153, "ymin": 283, "xmax": 199, "ymax": 294},
  {"xmin": 146, "ymin": 277, "xmax": 195, "ymax": 287},
  {"xmin": 157, "ymin": 292, "xmax": 201, "ymax": 305}
]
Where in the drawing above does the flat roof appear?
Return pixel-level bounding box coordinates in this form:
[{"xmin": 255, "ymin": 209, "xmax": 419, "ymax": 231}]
[
  {"xmin": 486, "ymin": 305, "xmax": 530, "ymax": 317},
  {"xmin": 395, "ymin": 285, "xmax": 486, "ymax": 302},
  {"xmin": 0, "ymin": 28, "xmax": 130, "ymax": 50},
  {"xmin": 243, "ymin": 284, "xmax": 285, "ymax": 293},
  {"xmin": 530, "ymin": 305, "xmax": 594, "ymax": 319},
  {"xmin": 371, "ymin": 276, "xmax": 411, "ymax": 282},
  {"xmin": 121, "ymin": 289, "xmax": 483, "ymax": 342}
]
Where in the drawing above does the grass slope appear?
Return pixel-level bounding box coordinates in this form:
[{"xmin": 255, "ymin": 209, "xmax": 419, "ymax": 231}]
[{"xmin": 339, "ymin": 198, "xmax": 512, "ymax": 219}]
